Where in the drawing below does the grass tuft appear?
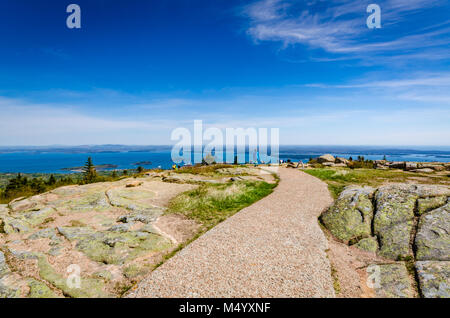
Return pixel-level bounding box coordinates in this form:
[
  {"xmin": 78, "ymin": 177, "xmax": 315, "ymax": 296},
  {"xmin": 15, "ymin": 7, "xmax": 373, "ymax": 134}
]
[{"xmin": 167, "ymin": 180, "xmax": 276, "ymax": 229}]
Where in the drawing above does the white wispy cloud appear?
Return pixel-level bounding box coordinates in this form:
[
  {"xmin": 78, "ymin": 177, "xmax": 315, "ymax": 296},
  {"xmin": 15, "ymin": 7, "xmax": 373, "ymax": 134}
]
[
  {"xmin": 305, "ymin": 73, "xmax": 450, "ymax": 88},
  {"xmin": 243, "ymin": 0, "xmax": 450, "ymax": 61},
  {"xmin": 304, "ymin": 73, "xmax": 450, "ymax": 105},
  {"xmin": 1, "ymin": 87, "xmax": 450, "ymax": 146}
]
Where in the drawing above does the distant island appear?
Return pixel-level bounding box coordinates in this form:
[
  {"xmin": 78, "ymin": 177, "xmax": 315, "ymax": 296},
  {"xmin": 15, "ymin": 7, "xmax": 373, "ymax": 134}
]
[
  {"xmin": 61, "ymin": 164, "xmax": 118, "ymax": 172},
  {"xmin": 132, "ymin": 161, "xmax": 152, "ymax": 166}
]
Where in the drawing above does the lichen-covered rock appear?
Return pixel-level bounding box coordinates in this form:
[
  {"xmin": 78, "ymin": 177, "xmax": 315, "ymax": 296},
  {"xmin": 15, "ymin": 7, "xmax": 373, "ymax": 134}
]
[
  {"xmin": 7, "ymin": 248, "xmax": 39, "ymax": 260},
  {"xmin": 37, "ymin": 255, "xmax": 112, "ymax": 298},
  {"xmin": 22, "ymin": 207, "xmax": 55, "ymax": 226},
  {"xmin": 106, "ymin": 187, "xmax": 156, "ymax": 211},
  {"xmin": 415, "ymin": 203, "xmax": 450, "ymax": 261},
  {"xmin": 0, "ymin": 204, "xmax": 9, "ymax": 215},
  {"xmin": 57, "ymin": 226, "xmax": 96, "ymax": 241},
  {"xmin": 1, "ymin": 216, "xmax": 31, "ymax": 234},
  {"xmin": 108, "ymin": 223, "xmax": 132, "ymax": 233},
  {"xmin": 0, "ymin": 251, "xmax": 10, "ymax": 277},
  {"xmin": 57, "ymin": 226, "xmax": 171, "ymax": 264},
  {"xmin": 415, "ymin": 261, "xmax": 449, "ymax": 298},
  {"xmin": 0, "ymin": 274, "xmax": 22, "ymax": 298},
  {"xmin": 117, "ymin": 210, "xmax": 162, "ymax": 224},
  {"xmin": 75, "ymin": 230, "xmax": 171, "ymax": 265},
  {"xmin": 321, "ymin": 186, "xmax": 375, "ymax": 243},
  {"xmin": 28, "ymin": 228, "xmax": 58, "ymax": 240},
  {"xmin": 27, "ymin": 279, "xmax": 59, "ymax": 298},
  {"xmin": 354, "ymin": 237, "xmax": 379, "ymax": 253},
  {"xmin": 9, "ymin": 198, "xmax": 40, "ymax": 213},
  {"xmin": 371, "ymin": 263, "xmax": 415, "ymax": 298},
  {"xmin": 417, "ymin": 196, "xmax": 448, "ymax": 215},
  {"xmin": 0, "ymin": 177, "xmax": 206, "ymax": 298},
  {"xmin": 93, "ymin": 270, "xmax": 113, "ymax": 281},
  {"xmin": 373, "ymin": 184, "xmax": 417, "ymax": 259},
  {"xmin": 412, "ymin": 185, "xmax": 450, "ymax": 197}
]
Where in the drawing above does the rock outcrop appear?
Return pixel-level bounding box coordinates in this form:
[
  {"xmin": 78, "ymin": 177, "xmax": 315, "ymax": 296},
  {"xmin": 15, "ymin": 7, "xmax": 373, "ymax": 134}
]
[
  {"xmin": 321, "ymin": 183, "xmax": 450, "ymax": 298},
  {"xmin": 0, "ymin": 178, "xmax": 197, "ymax": 298},
  {"xmin": 0, "ymin": 166, "xmax": 268, "ymax": 298},
  {"xmin": 415, "ymin": 261, "xmax": 449, "ymax": 298},
  {"xmin": 321, "ymin": 186, "xmax": 375, "ymax": 243},
  {"xmin": 317, "ymin": 154, "xmax": 336, "ymax": 163}
]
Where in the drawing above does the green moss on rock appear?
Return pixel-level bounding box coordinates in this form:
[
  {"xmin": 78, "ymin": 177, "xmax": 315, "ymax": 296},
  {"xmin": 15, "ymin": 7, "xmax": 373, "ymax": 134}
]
[
  {"xmin": 321, "ymin": 186, "xmax": 375, "ymax": 243},
  {"xmin": 415, "ymin": 261, "xmax": 449, "ymax": 298},
  {"xmin": 354, "ymin": 237, "xmax": 379, "ymax": 253},
  {"xmin": 58, "ymin": 226, "xmax": 172, "ymax": 265},
  {"xmin": 415, "ymin": 203, "xmax": 450, "ymax": 261},
  {"xmin": 37, "ymin": 255, "xmax": 112, "ymax": 298},
  {"xmin": 373, "ymin": 185, "xmax": 417, "ymax": 259},
  {"xmin": 372, "ymin": 263, "xmax": 415, "ymax": 298},
  {"xmin": 27, "ymin": 279, "xmax": 59, "ymax": 298},
  {"xmin": 417, "ymin": 196, "xmax": 448, "ymax": 215}
]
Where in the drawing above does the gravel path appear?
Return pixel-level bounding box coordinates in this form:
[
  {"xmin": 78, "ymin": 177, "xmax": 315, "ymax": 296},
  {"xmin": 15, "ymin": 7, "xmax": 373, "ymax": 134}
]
[{"xmin": 126, "ymin": 168, "xmax": 336, "ymax": 298}]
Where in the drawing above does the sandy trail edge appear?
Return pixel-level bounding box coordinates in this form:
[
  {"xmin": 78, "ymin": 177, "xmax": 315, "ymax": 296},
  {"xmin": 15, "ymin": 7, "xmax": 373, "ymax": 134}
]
[{"xmin": 126, "ymin": 168, "xmax": 335, "ymax": 298}]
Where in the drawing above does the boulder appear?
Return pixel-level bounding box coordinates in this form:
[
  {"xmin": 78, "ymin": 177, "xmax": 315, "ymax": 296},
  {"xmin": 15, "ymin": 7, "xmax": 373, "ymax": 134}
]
[
  {"xmin": 415, "ymin": 261, "xmax": 450, "ymax": 298},
  {"xmin": 370, "ymin": 263, "xmax": 415, "ymax": 298},
  {"xmin": 373, "ymin": 184, "xmax": 417, "ymax": 259},
  {"xmin": 322, "ymin": 162, "xmax": 334, "ymax": 167},
  {"xmin": 417, "ymin": 196, "xmax": 448, "ymax": 215},
  {"xmin": 415, "ymin": 203, "xmax": 450, "ymax": 261},
  {"xmin": 411, "ymin": 168, "xmax": 435, "ymax": 173},
  {"xmin": 317, "ymin": 154, "xmax": 335, "ymax": 163},
  {"xmin": 335, "ymin": 157, "xmax": 349, "ymax": 165},
  {"xmin": 404, "ymin": 162, "xmax": 418, "ymax": 171},
  {"xmin": 321, "ymin": 186, "xmax": 375, "ymax": 243},
  {"xmin": 418, "ymin": 164, "xmax": 445, "ymax": 171}
]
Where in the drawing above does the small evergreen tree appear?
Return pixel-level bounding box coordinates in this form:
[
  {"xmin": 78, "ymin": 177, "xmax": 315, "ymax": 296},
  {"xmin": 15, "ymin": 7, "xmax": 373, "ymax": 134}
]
[
  {"xmin": 47, "ymin": 174, "xmax": 56, "ymax": 185},
  {"xmin": 137, "ymin": 166, "xmax": 144, "ymax": 173},
  {"xmin": 111, "ymin": 170, "xmax": 117, "ymax": 178},
  {"xmin": 383, "ymin": 155, "xmax": 387, "ymax": 161},
  {"xmin": 82, "ymin": 157, "xmax": 97, "ymax": 183},
  {"xmin": 123, "ymin": 170, "xmax": 128, "ymax": 176}
]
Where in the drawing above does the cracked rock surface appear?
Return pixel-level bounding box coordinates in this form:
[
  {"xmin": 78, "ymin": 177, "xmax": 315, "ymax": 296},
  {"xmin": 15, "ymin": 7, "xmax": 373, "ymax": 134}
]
[
  {"xmin": 322, "ymin": 183, "xmax": 450, "ymax": 298},
  {"xmin": 0, "ymin": 177, "xmax": 197, "ymax": 298}
]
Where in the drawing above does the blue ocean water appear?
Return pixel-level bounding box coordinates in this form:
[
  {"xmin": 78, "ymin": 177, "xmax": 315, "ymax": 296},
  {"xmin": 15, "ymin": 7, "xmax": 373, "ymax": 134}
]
[{"xmin": 0, "ymin": 146, "xmax": 449, "ymax": 174}]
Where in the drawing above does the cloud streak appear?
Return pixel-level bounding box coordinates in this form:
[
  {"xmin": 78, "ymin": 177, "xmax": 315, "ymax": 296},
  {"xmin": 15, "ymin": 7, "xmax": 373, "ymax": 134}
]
[{"xmin": 243, "ymin": 0, "xmax": 450, "ymax": 62}]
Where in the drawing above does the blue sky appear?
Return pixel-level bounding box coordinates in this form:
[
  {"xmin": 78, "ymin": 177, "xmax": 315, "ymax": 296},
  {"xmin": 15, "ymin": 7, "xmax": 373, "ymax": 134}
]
[{"xmin": 0, "ymin": 0, "xmax": 449, "ymax": 146}]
